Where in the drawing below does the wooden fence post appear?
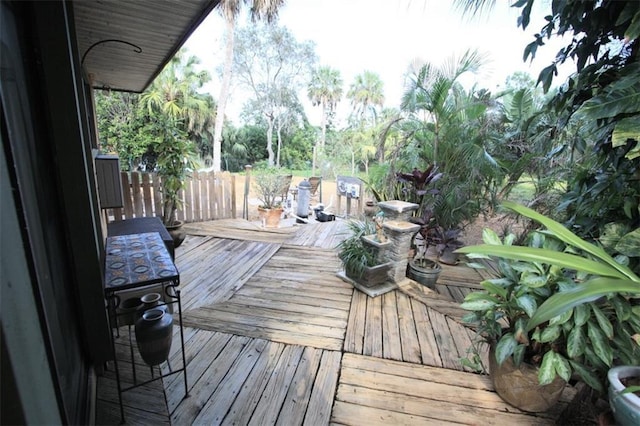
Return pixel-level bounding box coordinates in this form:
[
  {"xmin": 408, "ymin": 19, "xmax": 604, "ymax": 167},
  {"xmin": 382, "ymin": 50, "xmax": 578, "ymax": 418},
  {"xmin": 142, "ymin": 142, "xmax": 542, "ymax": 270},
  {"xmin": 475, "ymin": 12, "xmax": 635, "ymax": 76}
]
[{"xmin": 243, "ymin": 165, "xmax": 252, "ymax": 220}]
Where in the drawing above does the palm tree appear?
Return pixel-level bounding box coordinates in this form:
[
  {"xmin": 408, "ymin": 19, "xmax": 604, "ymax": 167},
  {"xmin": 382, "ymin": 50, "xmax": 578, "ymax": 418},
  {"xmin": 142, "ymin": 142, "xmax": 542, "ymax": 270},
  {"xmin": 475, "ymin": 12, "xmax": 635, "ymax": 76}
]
[
  {"xmin": 347, "ymin": 71, "xmax": 385, "ymax": 126},
  {"xmin": 307, "ymin": 66, "xmax": 343, "ymax": 148},
  {"xmin": 401, "ymin": 49, "xmax": 484, "ymax": 165},
  {"xmin": 211, "ymin": 0, "xmax": 285, "ymax": 172},
  {"xmin": 141, "ymin": 50, "xmax": 212, "ymax": 131},
  {"xmin": 140, "ymin": 50, "xmax": 214, "ymax": 225}
]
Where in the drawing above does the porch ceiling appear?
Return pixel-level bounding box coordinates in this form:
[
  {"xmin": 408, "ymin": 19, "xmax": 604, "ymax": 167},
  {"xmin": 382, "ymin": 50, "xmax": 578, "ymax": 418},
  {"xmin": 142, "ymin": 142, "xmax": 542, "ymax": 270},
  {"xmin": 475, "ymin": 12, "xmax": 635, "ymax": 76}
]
[{"xmin": 73, "ymin": 0, "xmax": 220, "ymax": 93}]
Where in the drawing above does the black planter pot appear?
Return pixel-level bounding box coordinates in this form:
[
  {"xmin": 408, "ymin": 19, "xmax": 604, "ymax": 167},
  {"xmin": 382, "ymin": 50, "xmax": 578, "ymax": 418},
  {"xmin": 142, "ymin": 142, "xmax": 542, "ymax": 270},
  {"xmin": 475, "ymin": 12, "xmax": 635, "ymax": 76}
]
[
  {"xmin": 165, "ymin": 220, "xmax": 186, "ymax": 248},
  {"xmin": 407, "ymin": 258, "xmax": 441, "ymax": 289}
]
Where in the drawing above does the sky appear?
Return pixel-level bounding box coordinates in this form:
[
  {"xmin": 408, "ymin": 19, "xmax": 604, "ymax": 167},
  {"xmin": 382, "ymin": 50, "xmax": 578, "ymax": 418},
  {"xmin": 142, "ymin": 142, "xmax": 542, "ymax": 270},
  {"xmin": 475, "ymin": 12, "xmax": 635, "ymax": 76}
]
[{"xmin": 184, "ymin": 0, "xmax": 573, "ymax": 126}]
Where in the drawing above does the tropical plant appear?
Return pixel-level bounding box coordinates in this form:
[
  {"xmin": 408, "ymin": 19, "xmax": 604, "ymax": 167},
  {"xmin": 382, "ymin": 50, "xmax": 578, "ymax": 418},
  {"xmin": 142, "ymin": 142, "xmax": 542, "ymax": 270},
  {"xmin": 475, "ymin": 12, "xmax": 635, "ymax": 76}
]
[
  {"xmin": 138, "ymin": 50, "xmax": 211, "ymax": 225},
  {"xmin": 211, "ymin": 0, "xmax": 285, "ymax": 172},
  {"xmin": 458, "ymin": 201, "xmax": 640, "ymax": 392},
  {"xmin": 457, "ymin": 0, "xmax": 640, "ymax": 250},
  {"xmin": 337, "ymin": 219, "xmax": 379, "ymax": 280},
  {"xmin": 94, "ymin": 90, "xmax": 151, "ymax": 170},
  {"xmin": 395, "ymin": 51, "xmax": 501, "ymax": 233},
  {"xmin": 151, "ymin": 118, "xmax": 196, "ymax": 225}
]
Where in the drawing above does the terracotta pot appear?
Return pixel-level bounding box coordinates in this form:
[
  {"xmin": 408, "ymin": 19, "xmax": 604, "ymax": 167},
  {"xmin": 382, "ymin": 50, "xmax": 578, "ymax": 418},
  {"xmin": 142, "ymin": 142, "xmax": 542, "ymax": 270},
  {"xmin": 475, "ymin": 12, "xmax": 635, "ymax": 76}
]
[
  {"xmin": 258, "ymin": 206, "xmax": 283, "ymax": 228},
  {"xmin": 489, "ymin": 345, "xmax": 565, "ymax": 412}
]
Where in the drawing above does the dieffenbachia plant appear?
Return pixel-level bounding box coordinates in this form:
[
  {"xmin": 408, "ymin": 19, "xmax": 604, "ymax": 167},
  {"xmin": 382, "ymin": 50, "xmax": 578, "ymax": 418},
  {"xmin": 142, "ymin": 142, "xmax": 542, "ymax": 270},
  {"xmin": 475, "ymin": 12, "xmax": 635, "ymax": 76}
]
[{"xmin": 457, "ymin": 201, "xmax": 640, "ymax": 331}]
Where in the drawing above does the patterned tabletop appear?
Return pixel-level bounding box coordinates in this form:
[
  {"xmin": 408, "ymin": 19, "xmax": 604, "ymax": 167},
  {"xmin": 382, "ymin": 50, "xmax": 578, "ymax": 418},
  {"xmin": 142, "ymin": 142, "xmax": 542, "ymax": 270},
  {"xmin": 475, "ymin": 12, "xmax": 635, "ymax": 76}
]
[{"xmin": 104, "ymin": 232, "xmax": 179, "ymax": 293}]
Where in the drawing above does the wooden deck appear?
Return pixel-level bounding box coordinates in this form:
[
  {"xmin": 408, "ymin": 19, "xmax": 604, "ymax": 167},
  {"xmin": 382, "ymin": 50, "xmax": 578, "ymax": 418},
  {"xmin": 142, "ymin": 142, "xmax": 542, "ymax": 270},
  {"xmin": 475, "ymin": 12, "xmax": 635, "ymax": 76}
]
[{"xmin": 96, "ymin": 218, "xmax": 579, "ymax": 425}]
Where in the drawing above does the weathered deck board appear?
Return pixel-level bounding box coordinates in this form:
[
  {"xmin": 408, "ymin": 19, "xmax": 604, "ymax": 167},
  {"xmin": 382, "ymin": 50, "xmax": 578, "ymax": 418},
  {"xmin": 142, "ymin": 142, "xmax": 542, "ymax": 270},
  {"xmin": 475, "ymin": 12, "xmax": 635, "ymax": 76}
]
[
  {"xmin": 170, "ymin": 334, "xmax": 252, "ymax": 425},
  {"xmin": 381, "ymin": 292, "xmax": 403, "ymax": 361},
  {"xmin": 181, "ymin": 218, "xmax": 298, "ymax": 243},
  {"xmin": 275, "ymin": 346, "xmax": 324, "ymax": 426},
  {"xmin": 176, "ymin": 236, "xmax": 281, "ymax": 309},
  {"xmin": 333, "ymin": 353, "xmax": 561, "ymax": 425},
  {"xmin": 303, "ymin": 350, "xmax": 342, "ymax": 426},
  {"xmin": 410, "ymin": 298, "xmax": 443, "ymax": 367},
  {"xmin": 181, "ymin": 245, "xmax": 353, "ymax": 351}
]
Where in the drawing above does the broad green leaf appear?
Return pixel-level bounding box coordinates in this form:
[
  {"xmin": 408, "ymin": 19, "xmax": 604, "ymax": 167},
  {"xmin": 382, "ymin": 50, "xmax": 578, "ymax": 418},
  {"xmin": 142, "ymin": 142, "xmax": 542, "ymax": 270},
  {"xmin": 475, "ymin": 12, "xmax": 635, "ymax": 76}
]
[
  {"xmin": 612, "ymin": 117, "xmax": 640, "ymax": 151},
  {"xmin": 588, "ymin": 321, "xmax": 613, "ymax": 367},
  {"xmin": 616, "ymin": 228, "xmax": 640, "ymax": 257},
  {"xmin": 539, "ymin": 351, "xmax": 557, "ymax": 385},
  {"xmin": 569, "ymin": 360, "xmax": 604, "ymax": 393},
  {"xmin": 457, "ymin": 245, "xmax": 630, "ymax": 280},
  {"xmin": 549, "ymin": 308, "xmax": 573, "ymax": 326},
  {"xmin": 567, "ymin": 326, "xmax": 586, "ymax": 358},
  {"xmin": 584, "ymin": 346, "xmax": 607, "ymax": 371},
  {"xmin": 500, "ymin": 201, "xmax": 639, "ymax": 281},
  {"xmin": 592, "ymin": 304, "xmax": 614, "ymax": 339},
  {"xmin": 504, "ymin": 233, "xmax": 516, "ymax": 246},
  {"xmin": 516, "ymin": 294, "xmax": 537, "ymax": 317},
  {"xmin": 527, "ymin": 278, "xmax": 640, "ymax": 330},
  {"xmin": 521, "ymin": 273, "xmax": 548, "ymax": 288},
  {"xmin": 574, "ymin": 304, "xmax": 591, "ymax": 326},
  {"xmin": 538, "ymin": 325, "xmax": 561, "ymax": 343},
  {"xmin": 512, "ymin": 263, "xmax": 542, "ymax": 274},
  {"xmin": 512, "ymin": 344, "xmax": 526, "ymax": 366},
  {"xmin": 482, "ymin": 228, "xmax": 502, "ymax": 245},
  {"xmin": 599, "ymin": 222, "xmax": 628, "ymax": 249},
  {"xmin": 481, "ymin": 280, "xmax": 508, "ymax": 298},
  {"xmin": 486, "ymin": 278, "xmax": 513, "ymax": 287},
  {"xmin": 611, "ymin": 296, "xmax": 631, "ymax": 321},
  {"xmin": 554, "ymin": 353, "xmax": 572, "ymax": 382},
  {"xmin": 495, "ymin": 333, "xmax": 518, "ymax": 364},
  {"xmin": 460, "ymin": 299, "xmax": 495, "ymax": 311}
]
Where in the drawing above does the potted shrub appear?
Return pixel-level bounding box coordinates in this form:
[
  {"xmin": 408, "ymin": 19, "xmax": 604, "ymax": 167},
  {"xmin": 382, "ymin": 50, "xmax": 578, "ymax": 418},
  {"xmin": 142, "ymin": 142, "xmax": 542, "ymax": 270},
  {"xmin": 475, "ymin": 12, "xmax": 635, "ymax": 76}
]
[
  {"xmin": 152, "ymin": 118, "xmax": 196, "ymax": 248},
  {"xmin": 338, "ymin": 219, "xmax": 392, "ymax": 289},
  {"xmin": 253, "ymin": 168, "xmax": 289, "ymax": 228},
  {"xmin": 458, "ymin": 201, "xmax": 640, "ymax": 414}
]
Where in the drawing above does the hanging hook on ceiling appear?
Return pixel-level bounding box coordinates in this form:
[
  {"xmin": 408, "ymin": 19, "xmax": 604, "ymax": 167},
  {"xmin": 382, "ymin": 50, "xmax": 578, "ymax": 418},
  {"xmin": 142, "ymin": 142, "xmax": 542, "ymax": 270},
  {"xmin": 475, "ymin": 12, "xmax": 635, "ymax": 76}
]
[{"xmin": 81, "ymin": 39, "xmax": 142, "ymax": 66}]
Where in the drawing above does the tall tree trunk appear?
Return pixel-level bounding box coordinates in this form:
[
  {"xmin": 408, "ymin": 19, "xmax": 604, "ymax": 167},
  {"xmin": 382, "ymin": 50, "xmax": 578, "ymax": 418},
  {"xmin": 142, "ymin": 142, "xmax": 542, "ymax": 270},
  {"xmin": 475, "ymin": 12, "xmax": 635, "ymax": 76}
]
[
  {"xmin": 351, "ymin": 151, "xmax": 355, "ymax": 175},
  {"xmin": 212, "ymin": 15, "xmax": 235, "ymax": 172},
  {"xmin": 276, "ymin": 117, "xmax": 283, "ymax": 167},
  {"xmin": 320, "ymin": 101, "xmax": 327, "ymax": 148},
  {"xmin": 266, "ymin": 113, "xmax": 275, "ymax": 166}
]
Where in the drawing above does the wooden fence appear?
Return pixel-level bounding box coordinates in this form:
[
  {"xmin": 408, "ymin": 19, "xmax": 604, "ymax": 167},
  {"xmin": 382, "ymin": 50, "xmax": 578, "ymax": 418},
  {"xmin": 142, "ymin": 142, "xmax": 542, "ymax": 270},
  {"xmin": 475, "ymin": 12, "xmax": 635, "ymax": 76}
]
[{"xmin": 108, "ymin": 171, "xmax": 236, "ymax": 223}]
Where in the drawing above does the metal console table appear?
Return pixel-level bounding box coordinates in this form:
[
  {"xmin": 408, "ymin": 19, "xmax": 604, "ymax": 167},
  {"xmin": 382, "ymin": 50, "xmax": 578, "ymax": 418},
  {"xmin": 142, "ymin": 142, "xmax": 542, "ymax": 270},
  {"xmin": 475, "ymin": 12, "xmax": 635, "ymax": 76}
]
[{"xmin": 104, "ymin": 232, "xmax": 188, "ymax": 423}]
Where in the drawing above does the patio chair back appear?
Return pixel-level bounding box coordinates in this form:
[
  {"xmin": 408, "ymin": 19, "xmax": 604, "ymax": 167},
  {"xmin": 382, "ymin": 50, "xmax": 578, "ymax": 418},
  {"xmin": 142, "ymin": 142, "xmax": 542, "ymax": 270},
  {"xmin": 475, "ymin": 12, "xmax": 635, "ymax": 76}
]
[
  {"xmin": 308, "ymin": 176, "xmax": 322, "ymax": 202},
  {"xmin": 277, "ymin": 174, "xmax": 293, "ymax": 204}
]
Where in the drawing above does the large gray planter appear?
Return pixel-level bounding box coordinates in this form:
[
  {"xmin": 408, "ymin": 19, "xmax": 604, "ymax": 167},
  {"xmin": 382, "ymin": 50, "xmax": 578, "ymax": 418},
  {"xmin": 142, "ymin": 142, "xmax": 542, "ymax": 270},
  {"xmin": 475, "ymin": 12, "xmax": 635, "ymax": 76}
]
[{"xmin": 608, "ymin": 365, "xmax": 640, "ymax": 426}]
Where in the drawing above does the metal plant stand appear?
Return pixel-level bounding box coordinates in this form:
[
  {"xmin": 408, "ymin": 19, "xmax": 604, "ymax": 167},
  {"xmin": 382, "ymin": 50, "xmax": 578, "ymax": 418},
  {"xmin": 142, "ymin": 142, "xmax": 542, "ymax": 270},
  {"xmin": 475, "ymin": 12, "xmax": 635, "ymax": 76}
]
[{"xmin": 104, "ymin": 232, "xmax": 188, "ymax": 423}]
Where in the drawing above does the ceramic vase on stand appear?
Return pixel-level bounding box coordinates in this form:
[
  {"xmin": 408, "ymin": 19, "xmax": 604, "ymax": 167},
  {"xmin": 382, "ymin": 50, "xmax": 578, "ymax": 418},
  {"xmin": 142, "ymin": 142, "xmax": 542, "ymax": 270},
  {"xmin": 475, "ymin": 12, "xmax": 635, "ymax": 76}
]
[
  {"xmin": 139, "ymin": 292, "xmax": 171, "ymax": 317},
  {"xmin": 135, "ymin": 308, "xmax": 173, "ymax": 366},
  {"xmin": 116, "ymin": 297, "xmax": 143, "ymax": 327}
]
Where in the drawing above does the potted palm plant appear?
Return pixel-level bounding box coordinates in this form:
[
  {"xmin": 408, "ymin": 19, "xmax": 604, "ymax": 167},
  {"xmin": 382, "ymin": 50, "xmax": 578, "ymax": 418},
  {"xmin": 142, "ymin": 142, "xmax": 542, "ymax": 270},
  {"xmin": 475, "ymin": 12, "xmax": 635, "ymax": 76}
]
[
  {"xmin": 152, "ymin": 118, "xmax": 195, "ymax": 248},
  {"xmin": 338, "ymin": 219, "xmax": 392, "ymax": 289},
  {"xmin": 458, "ymin": 201, "xmax": 640, "ymax": 414}
]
